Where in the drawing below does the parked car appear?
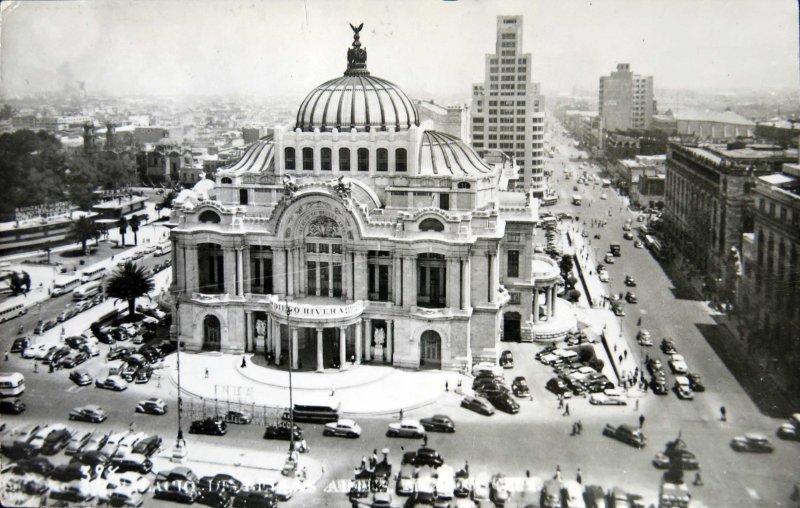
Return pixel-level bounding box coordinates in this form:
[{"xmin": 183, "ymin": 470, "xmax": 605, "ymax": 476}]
[
  {"xmin": 419, "ymin": 415, "xmax": 455, "ymax": 433},
  {"xmin": 623, "ymin": 231, "xmax": 634, "ymax": 240},
  {"xmin": 81, "ymin": 432, "xmax": 110, "ymax": 454},
  {"xmin": 10, "ymin": 336, "xmax": 31, "ymax": 353},
  {"xmin": 69, "ymin": 405, "xmax": 108, "ymax": 423},
  {"xmin": 387, "ymin": 420, "xmax": 426, "ymax": 438},
  {"xmin": 545, "ymin": 377, "xmax": 572, "ymax": 396},
  {"xmin": 652, "ymin": 450, "xmax": 700, "ymax": 470},
  {"xmin": 730, "ymin": 433, "xmax": 774, "ymax": 453},
  {"xmin": 189, "ymin": 417, "xmax": 227, "ymax": 436},
  {"xmin": 323, "ymin": 419, "xmax": 362, "ymax": 438},
  {"xmin": 197, "ymin": 473, "xmax": 243, "ymax": 494},
  {"xmin": 134, "ymin": 366, "xmax": 153, "ymax": 384},
  {"xmin": 612, "ymin": 302, "xmax": 625, "ymax": 316},
  {"xmin": 108, "ymin": 347, "xmax": 133, "ymax": 361},
  {"xmin": 263, "ymin": 422, "xmax": 303, "ymax": 441},
  {"xmin": 35, "ymin": 424, "xmax": 73, "ymax": 455},
  {"xmin": 110, "ymin": 453, "xmax": 153, "ymax": 474},
  {"xmin": 486, "ymin": 392, "xmax": 520, "ymax": 414},
  {"xmin": 624, "ymin": 275, "xmax": 636, "ymax": 286},
  {"xmin": 499, "ymin": 350, "xmax": 514, "ymax": 368},
  {"xmin": 64, "ymin": 431, "xmax": 93, "ymax": 456},
  {"xmin": 776, "ymin": 414, "xmax": 800, "ymax": 441},
  {"xmin": 589, "ymin": 392, "xmax": 628, "ymax": 406},
  {"xmin": 108, "ymin": 490, "xmax": 145, "ymax": 507},
  {"xmin": 634, "ymin": 240, "xmax": 644, "ymax": 249},
  {"xmin": 646, "ymin": 358, "xmax": 664, "ymax": 376},
  {"xmin": 402, "ymin": 447, "xmax": 444, "ymax": 468},
  {"xmin": 132, "ymin": 435, "xmax": 162, "ymax": 457},
  {"xmin": 51, "ymin": 462, "xmax": 97, "ymax": 482},
  {"xmin": 460, "ymin": 395, "xmax": 495, "ymax": 416},
  {"xmin": 155, "ymin": 466, "xmax": 199, "ymax": 484},
  {"xmin": 511, "ymin": 376, "xmax": 530, "ymax": 398},
  {"xmin": 12, "ymin": 456, "xmax": 55, "ymax": 476},
  {"xmin": 154, "ymin": 480, "xmax": 198, "ymax": 503},
  {"xmin": 625, "ymin": 291, "xmax": 638, "ymax": 304},
  {"xmin": 96, "ymin": 375, "xmax": 129, "ymax": 391},
  {"xmin": 136, "ymin": 398, "xmax": 168, "ymax": 415},
  {"xmin": 650, "ymin": 378, "xmax": 669, "ymax": 395},
  {"xmin": 50, "ymin": 481, "xmax": 95, "ymax": 503},
  {"xmin": 0, "ymin": 398, "xmax": 26, "ymax": 414},
  {"xmin": 58, "ymin": 351, "xmax": 88, "ymax": 369},
  {"xmin": 223, "ymin": 410, "xmax": 253, "ymax": 425},
  {"xmin": 232, "ymin": 489, "xmax": 277, "ymax": 508}
]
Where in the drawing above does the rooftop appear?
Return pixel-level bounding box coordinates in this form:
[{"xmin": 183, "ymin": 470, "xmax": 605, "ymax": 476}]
[{"xmin": 665, "ymin": 109, "xmax": 754, "ymax": 125}]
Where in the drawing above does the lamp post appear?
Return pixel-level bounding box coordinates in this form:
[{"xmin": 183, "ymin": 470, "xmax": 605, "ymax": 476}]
[
  {"xmin": 287, "ymin": 304, "xmax": 294, "ymax": 456},
  {"xmin": 172, "ymin": 292, "xmax": 186, "ymax": 462}
]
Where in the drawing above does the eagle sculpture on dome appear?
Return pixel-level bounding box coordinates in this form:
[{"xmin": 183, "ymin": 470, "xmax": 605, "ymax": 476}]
[{"xmin": 346, "ymin": 22, "xmax": 368, "ymax": 74}]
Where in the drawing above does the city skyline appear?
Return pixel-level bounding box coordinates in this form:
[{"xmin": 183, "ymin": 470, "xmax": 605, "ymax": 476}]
[{"xmin": 1, "ymin": 0, "xmax": 797, "ymax": 101}]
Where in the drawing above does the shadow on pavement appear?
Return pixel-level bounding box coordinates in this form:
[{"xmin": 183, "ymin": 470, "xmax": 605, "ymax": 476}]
[
  {"xmin": 656, "ymin": 257, "xmax": 705, "ymax": 302},
  {"xmin": 695, "ymin": 322, "xmax": 791, "ymax": 418}
]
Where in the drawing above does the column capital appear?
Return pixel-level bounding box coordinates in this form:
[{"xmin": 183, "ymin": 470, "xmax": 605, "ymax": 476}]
[
  {"xmin": 386, "ymin": 319, "xmax": 393, "ymax": 325},
  {"xmin": 316, "ymin": 327, "xmax": 324, "ymax": 333}
]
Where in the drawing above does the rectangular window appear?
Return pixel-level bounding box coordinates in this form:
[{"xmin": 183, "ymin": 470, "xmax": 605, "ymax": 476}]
[
  {"xmin": 331, "ymin": 244, "xmax": 342, "ymax": 254},
  {"xmin": 306, "ymin": 243, "xmax": 317, "ymax": 253},
  {"xmin": 332, "ymin": 263, "xmax": 342, "ymax": 297},
  {"xmin": 509, "ymin": 292, "xmax": 521, "ymax": 304},
  {"xmin": 307, "ymin": 262, "xmax": 317, "ymax": 295},
  {"xmin": 302, "ymin": 147, "xmax": 314, "ymax": 170},
  {"xmin": 377, "ymin": 149, "xmax": 388, "ymax": 171},
  {"xmin": 440, "ymin": 193, "xmax": 450, "ymax": 210},
  {"xmin": 358, "ymin": 148, "xmax": 369, "ymax": 171},
  {"xmin": 780, "ymin": 207, "xmax": 787, "ymax": 221},
  {"xmin": 339, "ymin": 148, "xmax": 351, "ymax": 171},
  {"xmin": 507, "ymin": 250, "xmax": 519, "ymax": 277},
  {"xmin": 321, "ymin": 148, "xmax": 332, "ymax": 171},
  {"xmin": 507, "ymin": 233, "xmax": 520, "ymax": 243},
  {"xmin": 319, "ymin": 262, "xmax": 329, "ymax": 295},
  {"xmin": 318, "ymin": 243, "xmax": 330, "ymax": 254}
]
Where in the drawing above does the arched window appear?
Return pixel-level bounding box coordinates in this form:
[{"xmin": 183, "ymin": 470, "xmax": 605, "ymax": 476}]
[
  {"xmin": 339, "ymin": 148, "xmax": 351, "ymax": 171},
  {"xmin": 357, "ymin": 148, "xmax": 369, "ymax": 172},
  {"xmin": 376, "ymin": 148, "xmax": 388, "ymax": 172},
  {"xmin": 198, "ymin": 210, "xmax": 221, "ymax": 224},
  {"xmin": 220, "ymin": 177, "xmax": 232, "ymax": 184},
  {"xmin": 321, "ymin": 148, "xmax": 332, "ymax": 171},
  {"xmin": 395, "ymin": 148, "xmax": 407, "ymax": 172},
  {"xmin": 302, "ymin": 147, "xmax": 314, "ymax": 170},
  {"xmin": 457, "ymin": 182, "xmax": 471, "ymax": 189},
  {"xmin": 239, "ymin": 189, "xmax": 248, "ymax": 205},
  {"xmin": 419, "ymin": 218, "xmax": 445, "ymax": 232},
  {"xmin": 284, "ymin": 147, "xmax": 295, "ymax": 170}
]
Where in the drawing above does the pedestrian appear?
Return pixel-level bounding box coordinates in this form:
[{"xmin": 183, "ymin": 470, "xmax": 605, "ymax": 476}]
[
  {"xmin": 576, "ymin": 468, "xmax": 583, "ymax": 484},
  {"xmin": 204, "ymin": 368, "xmax": 209, "ymax": 378},
  {"xmin": 720, "ymin": 406, "xmax": 727, "ymax": 421},
  {"xmin": 129, "ymin": 421, "xmax": 135, "ymax": 432},
  {"xmin": 577, "ymin": 420, "xmax": 583, "ymax": 434},
  {"xmin": 637, "ymin": 317, "xmax": 642, "ymax": 326},
  {"xmin": 241, "ymin": 356, "xmax": 247, "ymax": 368},
  {"xmin": 554, "ymin": 465, "xmax": 562, "ymax": 480},
  {"xmin": 624, "ymin": 350, "xmax": 628, "ymax": 360},
  {"xmin": 693, "ymin": 471, "xmax": 703, "ymax": 486},
  {"xmin": 361, "ymin": 456, "xmax": 367, "ymax": 470},
  {"xmin": 558, "ymin": 396, "xmax": 564, "ymax": 410},
  {"xmin": 34, "ymin": 362, "xmax": 39, "ymax": 373},
  {"xmin": 4, "ymin": 351, "xmax": 8, "ymax": 362},
  {"xmin": 330, "ymin": 386, "xmax": 336, "ymax": 396},
  {"xmin": 571, "ymin": 422, "xmax": 577, "ymax": 436},
  {"xmin": 49, "ymin": 362, "xmax": 54, "ymax": 374},
  {"xmin": 399, "ymin": 408, "xmax": 404, "ymax": 420},
  {"xmin": 423, "ymin": 434, "xmax": 428, "ymax": 447},
  {"xmin": 563, "ymin": 403, "xmax": 570, "ymax": 416},
  {"xmin": 634, "ymin": 399, "xmax": 639, "ymax": 411},
  {"xmin": 445, "ymin": 380, "xmax": 449, "ymax": 392},
  {"xmin": 618, "ymin": 354, "xmax": 623, "ymax": 364},
  {"xmin": 639, "ymin": 414, "xmax": 645, "ymax": 428},
  {"xmin": 465, "ymin": 461, "xmax": 470, "ymax": 474}
]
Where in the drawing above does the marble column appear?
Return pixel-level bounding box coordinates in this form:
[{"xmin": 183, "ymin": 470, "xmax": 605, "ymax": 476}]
[
  {"xmin": 286, "ymin": 249, "xmax": 294, "ymax": 298},
  {"xmin": 244, "ymin": 310, "xmax": 252, "ymax": 352},
  {"xmin": 551, "ymin": 286, "xmax": 557, "ymax": 317},
  {"xmin": 364, "ymin": 319, "xmax": 372, "ymax": 361},
  {"xmin": 533, "ymin": 289, "xmax": 539, "ymax": 324},
  {"xmin": 316, "ymin": 328, "xmax": 324, "ymax": 372},
  {"xmin": 291, "ymin": 327, "xmax": 299, "ymax": 370},
  {"xmin": 236, "ymin": 248, "xmax": 244, "ymax": 296},
  {"xmin": 402, "ymin": 256, "xmax": 417, "ymax": 308},
  {"xmin": 339, "ymin": 327, "xmax": 346, "ymax": 370},
  {"xmin": 273, "ymin": 248, "xmax": 286, "ymax": 297},
  {"xmin": 393, "ymin": 256, "xmax": 402, "ymax": 306},
  {"xmin": 274, "ymin": 322, "xmax": 281, "ymax": 365},
  {"xmin": 298, "ymin": 247, "xmax": 306, "ymax": 297},
  {"xmin": 461, "ymin": 257, "xmax": 471, "ymax": 310},
  {"xmin": 344, "ymin": 250, "xmax": 353, "ymax": 301},
  {"xmin": 175, "ymin": 245, "xmax": 185, "ymax": 292},
  {"xmin": 355, "ymin": 320, "xmax": 362, "ymax": 364},
  {"xmin": 446, "ymin": 259, "xmax": 459, "ymax": 309},
  {"xmin": 185, "ymin": 246, "xmax": 199, "ymax": 296},
  {"xmin": 242, "ymin": 248, "xmax": 251, "ymax": 294},
  {"xmin": 223, "ymin": 248, "xmax": 236, "ymax": 296},
  {"xmin": 354, "ymin": 252, "xmax": 368, "ymax": 301},
  {"xmin": 386, "ymin": 320, "xmax": 393, "ymax": 364}
]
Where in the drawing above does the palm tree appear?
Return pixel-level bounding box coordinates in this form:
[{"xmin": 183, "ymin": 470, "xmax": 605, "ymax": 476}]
[
  {"xmin": 129, "ymin": 215, "xmax": 141, "ymax": 246},
  {"xmin": 69, "ymin": 216, "xmax": 98, "ymax": 255},
  {"xmin": 118, "ymin": 217, "xmax": 128, "ymax": 247},
  {"xmin": 105, "ymin": 261, "xmax": 155, "ymax": 320}
]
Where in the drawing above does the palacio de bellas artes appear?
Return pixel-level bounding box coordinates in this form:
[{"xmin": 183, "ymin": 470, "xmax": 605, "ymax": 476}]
[{"xmin": 168, "ymin": 25, "xmax": 571, "ymax": 374}]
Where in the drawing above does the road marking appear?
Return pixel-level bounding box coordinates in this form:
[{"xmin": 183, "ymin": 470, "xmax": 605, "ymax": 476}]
[
  {"xmin": 66, "ymin": 385, "xmax": 84, "ymax": 393},
  {"xmin": 746, "ymin": 487, "xmax": 759, "ymax": 500}
]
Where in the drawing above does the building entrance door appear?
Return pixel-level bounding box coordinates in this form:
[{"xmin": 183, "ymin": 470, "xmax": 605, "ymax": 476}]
[
  {"xmin": 203, "ymin": 315, "xmax": 221, "ymax": 351},
  {"xmin": 420, "ymin": 330, "xmax": 441, "ymax": 368},
  {"xmin": 503, "ymin": 312, "xmax": 521, "ymax": 342}
]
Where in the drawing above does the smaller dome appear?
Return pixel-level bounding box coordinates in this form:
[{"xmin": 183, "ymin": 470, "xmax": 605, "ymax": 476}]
[{"xmin": 418, "ymin": 131, "xmax": 492, "ymax": 176}]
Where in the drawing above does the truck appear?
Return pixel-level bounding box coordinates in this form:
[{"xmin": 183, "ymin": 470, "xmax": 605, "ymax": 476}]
[
  {"xmin": 602, "ymin": 423, "xmax": 647, "ymax": 449},
  {"xmin": 659, "ymin": 480, "xmax": 691, "ymax": 508},
  {"xmin": 572, "ymin": 194, "xmax": 582, "ymax": 206}
]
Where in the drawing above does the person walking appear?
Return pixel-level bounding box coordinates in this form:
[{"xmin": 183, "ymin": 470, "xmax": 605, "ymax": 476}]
[
  {"xmin": 639, "ymin": 414, "xmax": 645, "ymax": 428},
  {"xmin": 576, "ymin": 468, "xmax": 583, "ymax": 484},
  {"xmin": 445, "ymin": 380, "xmax": 449, "ymax": 392},
  {"xmin": 563, "ymin": 403, "xmax": 570, "ymax": 416},
  {"xmin": 720, "ymin": 406, "xmax": 727, "ymax": 421},
  {"xmin": 558, "ymin": 395, "xmax": 564, "ymax": 410},
  {"xmin": 423, "ymin": 434, "xmax": 428, "ymax": 447},
  {"xmin": 4, "ymin": 351, "xmax": 8, "ymax": 362},
  {"xmin": 577, "ymin": 420, "xmax": 583, "ymax": 434},
  {"xmin": 399, "ymin": 408, "xmax": 404, "ymax": 420}
]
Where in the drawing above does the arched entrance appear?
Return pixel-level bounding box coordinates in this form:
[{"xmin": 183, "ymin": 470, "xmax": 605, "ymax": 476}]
[
  {"xmin": 503, "ymin": 312, "xmax": 521, "ymax": 342},
  {"xmin": 420, "ymin": 330, "xmax": 441, "ymax": 369},
  {"xmin": 203, "ymin": 315, "xmax": 221, "ymax": 351}
]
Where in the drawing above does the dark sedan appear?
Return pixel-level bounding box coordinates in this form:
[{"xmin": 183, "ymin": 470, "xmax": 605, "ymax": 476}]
[
  {"xmin": 263, "ymin": 423, "xmax": 303, "ymax": 441},
  {"xmin": 189, "ymin": 417, "xmax": 227, "ymax": 436},
  {"xmin": 13, "ymin": 457, "xmax": 55, "ymax": 477},
  {"xmin": 402, "ymin": 447, "xmax": 444, "ymax": 468},
  {"xmin": 687, "ymin": 372, "xmax": 705, "ymax": 392},
  {"xmin": 511, "ymin": 376, "xmax": 530, "ymax": 398},
  {"xmin": 486, "ymin": 393, "xmax": 520, "ymax": 414},
  {"xmin": 419, "ymin": 415, "xmax": 455, "ymax": 433},
  {"xmin": 545, "ymin": 377, "xmax": 572, "ymax": 396}
]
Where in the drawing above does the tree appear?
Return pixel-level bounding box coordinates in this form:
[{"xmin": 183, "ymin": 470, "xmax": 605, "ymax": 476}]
[
  {"xmin": 105, "ymin": 261, "xmax": 155, "ymax": 320},
  {"xmin": 567, "ymin": 289, "xmax": 582, "ymax": 303},
  {"xmin": 129, "ymin": 215, "xmax": 141, "ymax": 246},
  {"xmin": 118, "ymin": 217, "xmax": 128, "ymax": 247},
  {"xmin": 560, "ymin": 255, "xmax": 575, "ymax": 288},
  {"xmin": 69, "ymin": 216, "xmax": 97, "ymax": 255}
]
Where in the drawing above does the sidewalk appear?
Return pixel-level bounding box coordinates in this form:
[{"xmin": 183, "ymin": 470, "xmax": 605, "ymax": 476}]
[{"xmin": 167, "ymin": 353, "xmax": 466, "ymax": 416}]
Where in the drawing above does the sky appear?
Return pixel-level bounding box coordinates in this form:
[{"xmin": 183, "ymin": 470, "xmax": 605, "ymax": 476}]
[{"xmin": 0, "ymin": 0, "xmax": 797, "ymax": 101}]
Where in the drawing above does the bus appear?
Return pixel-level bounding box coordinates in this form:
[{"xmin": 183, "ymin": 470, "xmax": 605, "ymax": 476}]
[
  {"xmin": 572, "ymin": 194, "xmax": 582, "ymax": 206},
  {"xmin": 51, "ymin": 276, "xmax": 81, "ymax": 297},
  {"xmin": 540, "ymin": 193, "xmax": 558, "ymax": 207},
  {"xmin": 645, "ymin": 235, "xmax": 663, "ymax": 258},
  {"xmin": 154, "ymin": 242, "xmax": 172, "ymax": 257},
  {"xmin": 610, "ymin": 243, "xmax": 621, "ymax": 257},
  {"xmin": 0, "ymin": 372, "xmax": 25, "ymax": 397},
  {"xmin": 282, "ymin": 397, "xmax": 341, "ymax": 423},
  {"xmin": 0, "ymin": 302, "xmax": 27, "ymax": 323},
  {"xmin": 73, "ymin": 281, "xmax": 103, "ymax": 301},
  {"xmin": 80, "ymin": 265, "xmax": 107, "ymax": 283}
]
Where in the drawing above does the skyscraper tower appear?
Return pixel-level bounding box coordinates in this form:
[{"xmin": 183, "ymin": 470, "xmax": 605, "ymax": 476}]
[
  {"xmin": 471, "ymin": 15, "xmax": 546, "ymax": 197},
  {"xmin": 599, "ymin": 63, "xmax": 654, "ymax": 131}
]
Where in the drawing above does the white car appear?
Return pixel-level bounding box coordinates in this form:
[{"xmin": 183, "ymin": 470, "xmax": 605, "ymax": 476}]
[
  {"xmin": 323, "ymin": 419, "xmax": 362, "ymax": 438},
  {"xmin": 637, "ymin": 329, "xmax": 653, "ymax": 346},
  {"xmin": 106, "ymin": 471, "xmax": 152, "ymax": 494},
  {"xmin": 673, "ymin": 376, "xmax": 694, "ymax": 400},
  {"xmin": 669, "ymin": 354, "xmax": 689, "ymax": 374},
  {"xmin": 114, "ymin": 432, "xmax": 146, "ymax": 458},
  {"xmin": 598, "ymin": 270, "xmax": 609, "ymax": 282},
  {"xmin": 589, "ymin": 393, "xmax": 628, "ymax": 406},
  {"xmin": 386, "ymin": 420, "xmax": 426, "ymax": 439},
  {"xmin": 118, "ymin": 323, "xmax": 139, "ymax": 338},
  {"xmin": 600, "ymin": 192, "xmax": 608, "ymax": 200},
  {"xmin": 21, "ymin": 344, "xmax": 48, "ymax": 359},
  {"xmin": 108, "ymin": 490, "xmax": 145, "ymax": 507}
]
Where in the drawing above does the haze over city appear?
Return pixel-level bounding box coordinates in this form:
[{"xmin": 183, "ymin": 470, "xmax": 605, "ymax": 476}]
[{"xmin": 1, "ymin": 0, "xmax": 798, "ymax": 100}]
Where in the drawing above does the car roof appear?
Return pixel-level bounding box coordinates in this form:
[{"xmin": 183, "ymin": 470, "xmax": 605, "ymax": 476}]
[{"xmin": 336, "ymin": 419, "xmax": 356, "ymax": 426}]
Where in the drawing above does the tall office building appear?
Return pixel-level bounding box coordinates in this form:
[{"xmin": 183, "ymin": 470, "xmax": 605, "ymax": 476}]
[
  {"xmin": 471, "ymin": 16, "xmax": 546, "ymax": 197},
  {"xmin": 599, "ymin": 63, "xmax": 655, "ymax": 132}
]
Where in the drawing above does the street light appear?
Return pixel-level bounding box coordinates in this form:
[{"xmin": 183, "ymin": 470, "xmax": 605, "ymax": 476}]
[
  {"xmin": 172, "ymin": 292, "xmax": 185, "ymax": 461},
  {"xmin": 287, "ymin": 304, "xmax": 294, "ymax": 456}
]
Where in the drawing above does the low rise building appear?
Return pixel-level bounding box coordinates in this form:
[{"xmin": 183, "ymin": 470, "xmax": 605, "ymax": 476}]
[
  {"xmin": 653, "ymin": 110, "xmax": 755, "ymax": 140},
  {"xmin": 414, "ymin": 100, "xmax": 470, "ymax": 143},
  {"xmin": 612, "ymin": 155, "xmax": 666, "ymax": 206}
]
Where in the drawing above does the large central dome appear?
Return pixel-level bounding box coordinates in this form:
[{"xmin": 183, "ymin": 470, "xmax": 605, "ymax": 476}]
[{"xmin": 295, "ymin": 24, "xmax": 419, "ymax": 133}]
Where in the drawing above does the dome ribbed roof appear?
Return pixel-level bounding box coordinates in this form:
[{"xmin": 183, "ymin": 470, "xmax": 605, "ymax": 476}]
[
  {"xmin": 295, "ymin": 23, "xmax": 419, "ymax": 133},
  {"xmin": 418, "ymin": 131, "xmax": 492, "ymax": 176},
  {"xmin": 295, "ymin": 75, "xmax": 419, "ymax": 133}
]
